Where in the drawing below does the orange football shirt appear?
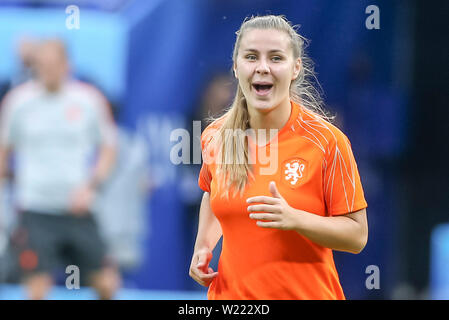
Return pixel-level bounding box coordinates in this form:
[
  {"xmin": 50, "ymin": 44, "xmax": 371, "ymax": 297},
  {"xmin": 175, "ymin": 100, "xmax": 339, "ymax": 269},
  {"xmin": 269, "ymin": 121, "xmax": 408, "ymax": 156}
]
[{"xmin": 198, "ymin": 100, "xmax": 367, "ymax": 300}]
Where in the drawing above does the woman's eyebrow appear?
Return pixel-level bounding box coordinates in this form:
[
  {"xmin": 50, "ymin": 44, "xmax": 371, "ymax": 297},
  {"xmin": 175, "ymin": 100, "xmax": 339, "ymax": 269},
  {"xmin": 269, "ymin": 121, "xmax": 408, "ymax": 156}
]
[{"xmin": 242, "ymin": 49, "xmax": 286, "ymax": 54}]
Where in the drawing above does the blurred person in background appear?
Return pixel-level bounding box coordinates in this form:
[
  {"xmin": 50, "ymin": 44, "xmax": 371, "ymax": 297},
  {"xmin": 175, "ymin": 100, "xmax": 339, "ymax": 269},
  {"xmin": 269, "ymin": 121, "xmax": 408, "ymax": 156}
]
[
  {"xmin": 195, "ymin": 72, "xmax": 236, "ymax": 121},
  {"xmin": 181, "ymin": 71, "xmax": 235, "ymax": 215},
  {"xmin": 93, "ymin": 119, "xmax": 152, "ymax": 275},
  {"xmin": 0, "ymin": 39, "xmax": 120, "ymax": 299},
  {"xmin": 0, "ymin": 36, "xmax": 38, "ymax": 107},
  {"xmin": 180, "ymin": 71, "xmax": 235, "ymax": 288},
  {"xmin": 189, "ymin": 15, "xmax": 368, "ymax": 299},
  {"xmin": 12, "ymin": 37, "xmax": 38, "ymax": 86},
  {"xmin": 0, "ymin": 38, "xmax": 38, "ymax": 273}
]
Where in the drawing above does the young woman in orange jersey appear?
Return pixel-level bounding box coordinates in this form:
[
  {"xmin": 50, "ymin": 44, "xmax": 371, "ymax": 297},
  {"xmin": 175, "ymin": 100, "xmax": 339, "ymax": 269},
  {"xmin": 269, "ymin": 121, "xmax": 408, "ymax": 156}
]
[{"xmin": 189, "ymin": 15, "xmax": 368, "ymax": 300}]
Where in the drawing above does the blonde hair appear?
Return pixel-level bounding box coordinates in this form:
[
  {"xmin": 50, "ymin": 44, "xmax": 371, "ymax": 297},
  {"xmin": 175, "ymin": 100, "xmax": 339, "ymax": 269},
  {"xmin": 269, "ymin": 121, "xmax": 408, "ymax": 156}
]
[{"xmin": 211, "ymin": 15, "xmax": 331, "ymax": 197}]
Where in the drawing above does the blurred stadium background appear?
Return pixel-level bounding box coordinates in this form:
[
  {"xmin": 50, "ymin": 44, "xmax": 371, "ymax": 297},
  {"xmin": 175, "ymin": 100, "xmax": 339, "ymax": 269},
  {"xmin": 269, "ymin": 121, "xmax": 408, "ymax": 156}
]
[{"xmin": 0, "ymin": 0, "xmax": 448, "ymax": 300}]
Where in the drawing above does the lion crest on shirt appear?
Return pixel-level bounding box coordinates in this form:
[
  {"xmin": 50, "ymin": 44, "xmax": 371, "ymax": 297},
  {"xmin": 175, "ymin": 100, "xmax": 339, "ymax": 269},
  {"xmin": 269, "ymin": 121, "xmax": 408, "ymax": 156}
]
[{"xmin": 281, "ymin": 158, "xmax": 307, "ymax": 188}]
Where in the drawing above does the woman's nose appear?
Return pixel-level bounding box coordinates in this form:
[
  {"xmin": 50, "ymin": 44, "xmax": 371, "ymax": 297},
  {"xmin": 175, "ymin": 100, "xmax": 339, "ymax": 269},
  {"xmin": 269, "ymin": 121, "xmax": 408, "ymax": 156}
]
[{"xmin": 255, "ymin": 59, "xmax": 270, "ymax": 74}]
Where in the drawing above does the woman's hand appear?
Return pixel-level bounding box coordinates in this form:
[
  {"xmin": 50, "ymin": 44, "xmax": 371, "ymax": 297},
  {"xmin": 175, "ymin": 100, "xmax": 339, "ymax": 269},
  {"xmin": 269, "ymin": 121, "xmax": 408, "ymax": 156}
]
[
  {"xmin": 247, "ymin": 181, "xmax": 303, "ymax": 230},
  {"xmin": 247, "ymin": 181, "xmax": 368, "ymax": 254},
  {"xmin": 189, "ymin": 248, "xmax": 218, "ymax": 287}
]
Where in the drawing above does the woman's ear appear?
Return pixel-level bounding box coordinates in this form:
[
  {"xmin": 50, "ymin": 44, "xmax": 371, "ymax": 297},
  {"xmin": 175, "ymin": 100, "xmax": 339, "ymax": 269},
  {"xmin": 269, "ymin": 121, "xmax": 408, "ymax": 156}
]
[
  {"xmin": 233, "ymin": 63, "xmax": 238, "ymax": 79},
  {"xmin": 292, "ymin": 58, "xmax": 301, "ymax": 80}
]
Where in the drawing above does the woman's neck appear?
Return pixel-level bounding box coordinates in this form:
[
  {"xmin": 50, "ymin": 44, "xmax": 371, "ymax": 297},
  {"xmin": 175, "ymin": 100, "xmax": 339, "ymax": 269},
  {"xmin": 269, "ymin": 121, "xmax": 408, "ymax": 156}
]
[
  {"xmin": 247, "ymin": 98, "xmax": 292, "ymax": 146},
  {"xmin": 248, "ymin": 98, "xmax": 292, "ymax": 131}
]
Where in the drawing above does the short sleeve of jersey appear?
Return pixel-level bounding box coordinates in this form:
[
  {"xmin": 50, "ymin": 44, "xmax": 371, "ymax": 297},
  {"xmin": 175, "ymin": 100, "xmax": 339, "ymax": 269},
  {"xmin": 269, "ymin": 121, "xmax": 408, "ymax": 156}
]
[
  {"xmin": 198, "ymin": 128, "xmax": 213, "ymax": 193},
  {"xmin": 197, "ymin": 121, "xmax": 223, "ymax": 193},
  {"xmin": 323, "ymin": 130, "xmax": 367, "ymax": 216},
  {"xmin": 198, "ymin": 162, "xmax": 212, "ymax": 193}
]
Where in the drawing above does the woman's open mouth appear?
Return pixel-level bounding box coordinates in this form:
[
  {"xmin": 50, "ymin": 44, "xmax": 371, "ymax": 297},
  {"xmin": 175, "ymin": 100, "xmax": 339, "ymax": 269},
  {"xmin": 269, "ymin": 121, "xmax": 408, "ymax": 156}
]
[{"xmin": 252, "ymin": 83, "xmax": 273, "ymax": 96}]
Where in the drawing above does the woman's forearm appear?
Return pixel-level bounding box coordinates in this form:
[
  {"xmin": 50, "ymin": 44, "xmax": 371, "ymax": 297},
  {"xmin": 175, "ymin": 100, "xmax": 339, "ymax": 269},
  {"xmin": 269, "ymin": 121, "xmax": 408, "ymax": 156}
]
[
  {"xmin": 194, "ymin": 192, "xmax": 223, "ymax": 252},
  {"xmin": 293, "ymin": 208, "xmax": 368, "ymax": 254}
]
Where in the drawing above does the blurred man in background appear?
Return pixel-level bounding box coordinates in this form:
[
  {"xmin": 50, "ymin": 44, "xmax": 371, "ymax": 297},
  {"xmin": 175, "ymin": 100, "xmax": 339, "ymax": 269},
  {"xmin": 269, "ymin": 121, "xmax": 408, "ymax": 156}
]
[
  {"xmin": 0, "ymin": 37, "xmax": 38, "ymax": 109},
  {"xmin": 0, "ymin": 39, "xmax": 120, "ymax": 299}
]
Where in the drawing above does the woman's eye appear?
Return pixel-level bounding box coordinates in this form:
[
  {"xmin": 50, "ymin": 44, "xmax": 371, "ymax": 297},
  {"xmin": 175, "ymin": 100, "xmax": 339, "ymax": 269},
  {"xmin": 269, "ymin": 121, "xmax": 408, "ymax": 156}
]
[
  {"xmin": 271, "ymin": 56, "xmax": 282, "ymax": 62},
  {"xmin": 246, "ymin": 55, "xmax": 257, "ymax": 61}
]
